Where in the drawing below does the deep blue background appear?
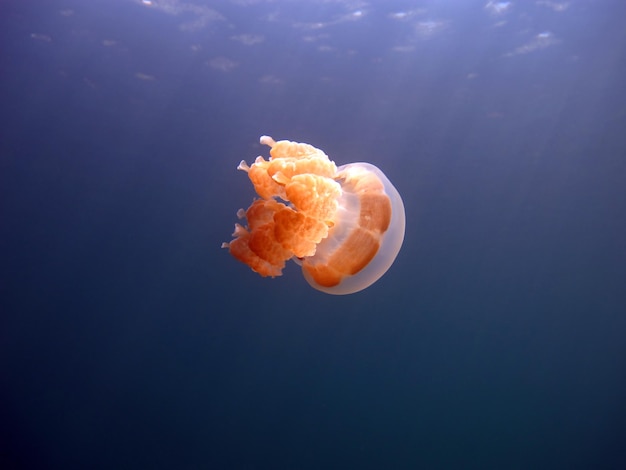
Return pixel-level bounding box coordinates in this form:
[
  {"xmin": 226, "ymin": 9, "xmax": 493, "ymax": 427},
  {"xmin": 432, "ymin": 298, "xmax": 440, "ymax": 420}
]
[{"xmin": 2, "ymin": 0, "xmax": 626, "ymax": 468}]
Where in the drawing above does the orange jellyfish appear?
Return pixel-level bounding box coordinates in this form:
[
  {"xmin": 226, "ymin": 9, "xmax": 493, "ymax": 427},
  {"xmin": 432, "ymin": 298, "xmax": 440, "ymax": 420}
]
[{"xmin": 222, "ymin": 135, "xmax": 405, "ymax": 295}]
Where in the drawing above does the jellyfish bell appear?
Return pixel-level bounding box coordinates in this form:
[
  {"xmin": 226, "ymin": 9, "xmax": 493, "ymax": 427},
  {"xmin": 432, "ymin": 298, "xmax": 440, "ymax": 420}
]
[
  {"xmin": 222, "ymin": 136, "xmax": 406, "ymax": 295},
  {"xmin": 300, "ymin": 161, "xmax": 405, "ymax": 294}
]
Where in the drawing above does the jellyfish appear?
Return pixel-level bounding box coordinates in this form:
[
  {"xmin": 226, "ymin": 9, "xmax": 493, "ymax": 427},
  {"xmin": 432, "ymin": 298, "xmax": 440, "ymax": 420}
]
[{"xmin": 222, "ymin": 135, "xmax": 405, "ymax": 295}]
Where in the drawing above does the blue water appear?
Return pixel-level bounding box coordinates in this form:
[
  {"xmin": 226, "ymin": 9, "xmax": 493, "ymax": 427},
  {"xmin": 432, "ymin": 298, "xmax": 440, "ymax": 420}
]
[{"xmin": 2, "ymin": 0, "xmax": 625, "ymax": 468}]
